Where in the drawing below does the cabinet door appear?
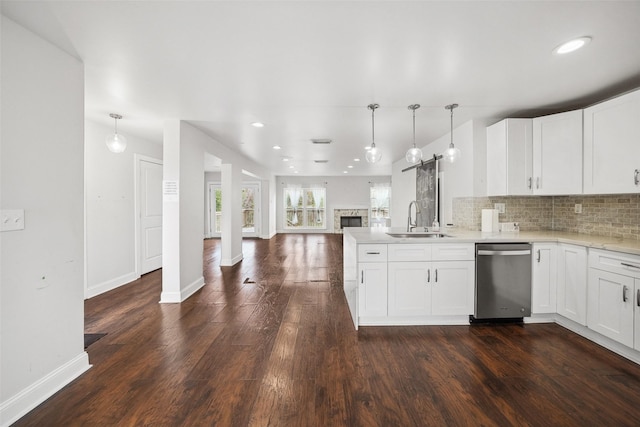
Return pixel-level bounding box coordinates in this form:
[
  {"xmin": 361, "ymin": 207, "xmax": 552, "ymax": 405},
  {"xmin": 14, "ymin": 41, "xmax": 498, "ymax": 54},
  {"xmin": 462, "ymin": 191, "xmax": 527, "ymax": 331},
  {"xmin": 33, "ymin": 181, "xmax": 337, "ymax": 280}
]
[
  {"xmin": 587, "ymin": 268, "xmax": 634, "ymax": 347},
  {"xmin": 584, "ymin": 89, "xmax": 640, "ymax": 194},
  {"xmin": 532, "ymin": 110, "xmax": 583, "ymax": 195},
  {"xmin": 431, "ymin": 261, "xmax": 474, "ymax": 316},
  {"xmin": 532, "ymin": 243, "xmax": 557, "ymax": 314},
  {"xmin": 486, "ymin": 118, "xmax": 533, "ymax": 196},
  {"xmin": 557, "ymin": 244, "xmax": 587, "ymax": 325},
  {"xmin": 388, "ymin": 262, "xmax": 431, "ymax": 316},
  {"xmin": 358, "ymin": 262, "xmax": 388, "ymax": 317}
]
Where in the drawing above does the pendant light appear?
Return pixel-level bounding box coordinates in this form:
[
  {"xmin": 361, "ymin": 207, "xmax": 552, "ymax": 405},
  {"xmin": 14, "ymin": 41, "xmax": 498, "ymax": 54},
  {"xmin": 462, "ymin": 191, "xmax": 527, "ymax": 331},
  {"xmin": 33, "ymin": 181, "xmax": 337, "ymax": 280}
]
[
  {"xmin": 405, "ymin": 104, "xmax": 423, "ymax": 163},
  {"xmin": 442, "ymin": 103, "xmax": 461, "ymax": 163},
  {"xmin": 105, "ymin": 113, "xmax": 127, "ymax": 153},
  {"xmin": 365, "ymin": 103, "xmax": 382, "ymax": 163}
]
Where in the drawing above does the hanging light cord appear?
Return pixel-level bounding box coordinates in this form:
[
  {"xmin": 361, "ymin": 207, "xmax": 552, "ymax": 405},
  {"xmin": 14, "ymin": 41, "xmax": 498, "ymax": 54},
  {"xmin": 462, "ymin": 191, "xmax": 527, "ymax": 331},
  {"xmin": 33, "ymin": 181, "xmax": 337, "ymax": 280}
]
[
  {"xmin": 371, "ymin": 106, "xmax": 376, "ymax": 148},
  {"xmin": 412, "ymin": 107, "xmax": 417, "ymax": 148},
  {"xmin": 450, "ymin": 107, "xmax": 453, "ymax": 146}
]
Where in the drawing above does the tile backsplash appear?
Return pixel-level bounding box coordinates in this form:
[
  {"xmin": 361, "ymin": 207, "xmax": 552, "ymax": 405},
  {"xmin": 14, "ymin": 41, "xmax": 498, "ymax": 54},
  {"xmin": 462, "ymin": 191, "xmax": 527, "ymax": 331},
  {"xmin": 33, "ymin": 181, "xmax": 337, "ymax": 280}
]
[{"xmin": 452, "ymin": 194, "xmax": 640, "ymax": 240}]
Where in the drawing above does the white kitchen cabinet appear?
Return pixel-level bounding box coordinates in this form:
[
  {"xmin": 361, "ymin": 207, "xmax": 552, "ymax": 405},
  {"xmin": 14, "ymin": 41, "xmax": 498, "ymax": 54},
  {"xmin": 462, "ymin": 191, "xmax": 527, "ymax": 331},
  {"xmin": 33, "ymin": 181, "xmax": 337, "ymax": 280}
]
[
  {"xmin": 486, "ymin": 118, "xmax": 533, "ymax": 196},
  {"xmin": 532, "ymin": 110, "xmax": 583, "ymax": 195},
  {"xmin": 388, "ymin": 261, "xmax": 431, "ymax": 316},
  {"xmin": 486, "ymin": 111, "xmax": 582, "ymax": 196},
  {"xmin": 358, "ymin": 262, "xmax": 388, "ymax": 317},
  {"xmin": 587, "ymin": 268, "xmax": 634, "ymax": 347},
  {"xmin": 430, "ymin": 261, "xmax": 474, "ymax": 316},
  {"xmin": 583, "ymin": 89, "xmax": 640, "ymax": 194},
  {"xmin": 587, "ymin": 249, "xmax": 640, "ymax": 349},
  {"xmin": 531, "ymin": 243, "xmax": 557, "ymax": 314},
  {"xmin": 358, "ymin": 244, "xmax": 388, "ymax": 318},
  {"xmin": 556, "ymin": 244, "xmax": 587, "ymax": 325},
  {"xmin": 388, "ymin": 243, "xmax": 474, "ymax": 317}
]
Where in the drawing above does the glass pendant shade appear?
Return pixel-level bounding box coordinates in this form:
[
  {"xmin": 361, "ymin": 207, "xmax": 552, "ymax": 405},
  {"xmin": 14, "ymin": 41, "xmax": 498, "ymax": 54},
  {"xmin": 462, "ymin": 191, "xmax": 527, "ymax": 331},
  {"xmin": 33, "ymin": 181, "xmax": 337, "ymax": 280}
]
[
  {"xmin": 105, "ymin": 133, "xmax": 127, "ymax": 153},
  {"xmin": 106, "ymin": 113, "xmax": 127, "ymax": 153},
  {"xmin": 365, "ymin": 104, "xmax": 382, "ymax": 163},
  {"xmin": 406, "ymin": 146, "xmax": 423, "ymax": 163},
  {"xmin": 366, "ymin": 144, "xmax": 382, "ymax": 163},
  {"xmin": 405, "ymin": 104, "xmax": 422, "ymax": 163},
  {"xmin": 442, "ymin": 103, "xmax": 460, "ymax": 163}
]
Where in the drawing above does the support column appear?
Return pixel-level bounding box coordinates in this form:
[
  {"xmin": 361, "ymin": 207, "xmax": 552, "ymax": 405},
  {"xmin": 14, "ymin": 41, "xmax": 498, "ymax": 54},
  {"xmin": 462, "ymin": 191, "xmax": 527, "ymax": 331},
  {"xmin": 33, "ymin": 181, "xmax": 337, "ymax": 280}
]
[{"xmin": 220, "ymin": 163, "xmax": 243, "ymax": 266}]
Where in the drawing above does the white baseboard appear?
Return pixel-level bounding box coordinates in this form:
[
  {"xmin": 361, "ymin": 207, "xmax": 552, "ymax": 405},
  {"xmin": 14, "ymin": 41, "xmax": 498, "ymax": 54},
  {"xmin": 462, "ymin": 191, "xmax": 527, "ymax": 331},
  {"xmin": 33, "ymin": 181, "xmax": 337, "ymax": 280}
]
[
  {"xmin": 220, "ymin": 253, "xmax": 243, "ymax": 266},
  {"xmin": 159, "ymin": 276, "xmax": 205, "ymax": 303},
  {"xmin": 86, "ymin": 271, "xmax": 138, "ymax": 299},
  {"xmin": 0, "ymin": 352, "xmax": 91, "ymax": 427}
]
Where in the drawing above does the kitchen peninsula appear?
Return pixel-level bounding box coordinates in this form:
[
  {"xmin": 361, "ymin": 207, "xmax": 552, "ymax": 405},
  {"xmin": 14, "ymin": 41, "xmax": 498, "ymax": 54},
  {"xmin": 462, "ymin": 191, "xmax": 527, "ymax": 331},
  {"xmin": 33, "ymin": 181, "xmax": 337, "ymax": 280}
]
[{"xmin": 343, "ymin": 226, "xmax": 640, "ymax": 364}]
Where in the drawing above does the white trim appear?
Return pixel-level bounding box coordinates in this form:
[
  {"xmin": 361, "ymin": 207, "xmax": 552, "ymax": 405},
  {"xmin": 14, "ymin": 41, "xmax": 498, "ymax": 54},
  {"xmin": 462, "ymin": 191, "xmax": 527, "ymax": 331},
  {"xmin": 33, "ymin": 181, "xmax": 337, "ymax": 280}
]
[
  {"xmin": 159, "ymin": 276, "xmax": 205, "ymax": 303},
  {"xmin": 221, "ymin": 253, "xmax": 243, "ymax": 267},
  {"xmin": 0, "ymin": 352, "xmax": 91, "ymax": 427},
  {"xmin": 86, "ymin": 271, "xmax": 139, "ymax": 299},
  {"xmin": 134, "ymin": 154, "xmax": 163, "ymax": 277}
]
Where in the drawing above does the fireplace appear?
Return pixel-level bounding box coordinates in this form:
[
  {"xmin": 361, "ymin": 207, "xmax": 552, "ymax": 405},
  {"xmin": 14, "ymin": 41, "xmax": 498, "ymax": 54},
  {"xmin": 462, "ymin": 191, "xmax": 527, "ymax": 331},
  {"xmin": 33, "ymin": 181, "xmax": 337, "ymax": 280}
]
[{"xmin": 340, "ymin": 216, "xmax": 362, "ymax": 229}]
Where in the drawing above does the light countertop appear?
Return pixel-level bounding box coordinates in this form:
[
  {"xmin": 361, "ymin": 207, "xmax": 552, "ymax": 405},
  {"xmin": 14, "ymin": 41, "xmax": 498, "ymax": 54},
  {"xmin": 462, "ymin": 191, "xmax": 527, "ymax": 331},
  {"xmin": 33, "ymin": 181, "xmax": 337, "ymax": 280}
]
[{"xmin": 343, "ymin": 227, "xmax": 640, "ymax": 257}]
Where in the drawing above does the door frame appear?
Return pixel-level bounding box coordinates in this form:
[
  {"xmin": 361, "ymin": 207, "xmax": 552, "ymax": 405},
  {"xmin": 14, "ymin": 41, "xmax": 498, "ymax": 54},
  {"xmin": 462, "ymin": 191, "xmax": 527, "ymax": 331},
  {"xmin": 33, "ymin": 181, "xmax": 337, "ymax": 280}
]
[
  {"xmin": 206, "ymin": 181, "xmax": 261, "ymax": 238},
  {"xmin": 134, "ymin": 154, "xmax": 163, "ymax": 277}
]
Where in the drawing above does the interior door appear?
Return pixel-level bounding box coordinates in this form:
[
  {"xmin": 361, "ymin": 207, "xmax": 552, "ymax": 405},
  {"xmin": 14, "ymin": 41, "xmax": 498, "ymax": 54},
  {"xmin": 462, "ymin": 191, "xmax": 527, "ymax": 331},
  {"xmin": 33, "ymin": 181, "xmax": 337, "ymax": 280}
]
[{"xmin": 140, "ymin": 159, "xmax": 163, "ymax": 274}]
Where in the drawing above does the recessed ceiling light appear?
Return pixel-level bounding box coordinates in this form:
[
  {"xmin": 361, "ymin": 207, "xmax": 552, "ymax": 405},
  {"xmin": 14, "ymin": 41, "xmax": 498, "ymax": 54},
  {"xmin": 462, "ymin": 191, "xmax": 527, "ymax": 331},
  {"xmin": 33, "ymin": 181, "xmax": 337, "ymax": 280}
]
[
  {"xmin": 272, "ymin": 145, "xmax": 281, "ymax": 150},
  {"xmin": 282, "ymin": 158, "xmax": 289, "ymax": 162},
  {"xmin": 343, "ymin": 171, "xmax": 348, "ymax": 174},
  {"xmin": 251, "ymin": 122, "xmax": 265, "ymax": 128},
  {"xmin": 354, "ymin": 158, "xmax": 361, "ymax": 162},
  {"xmin": 294, "ymin": 171, "xmax": 299, "ymax": 174},
  {"xmin": 289, "ymin": 165, "xmax": 294, "ymax": 169},
  {"xmin": 348, "ymin": 165, "xmax": 353, "ymax": 168},
  {"xmin": 553, "ymin": 36, "xmax": 592, "ymax": 55}
]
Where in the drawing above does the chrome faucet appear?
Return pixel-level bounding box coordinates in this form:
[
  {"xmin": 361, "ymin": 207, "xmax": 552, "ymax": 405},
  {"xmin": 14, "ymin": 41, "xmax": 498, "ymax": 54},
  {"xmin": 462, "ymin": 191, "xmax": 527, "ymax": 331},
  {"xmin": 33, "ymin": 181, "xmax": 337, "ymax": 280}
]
[{"xmin": 407, "ymin": 200, "xmax": 420, "ymax": 232}]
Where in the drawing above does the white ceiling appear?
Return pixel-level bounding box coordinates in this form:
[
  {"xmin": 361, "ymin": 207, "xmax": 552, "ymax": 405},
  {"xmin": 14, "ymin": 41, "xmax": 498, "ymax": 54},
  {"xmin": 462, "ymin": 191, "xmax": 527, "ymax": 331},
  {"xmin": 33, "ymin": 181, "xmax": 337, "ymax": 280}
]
[{"xmin": 3, "ymin": 1, "xmax": 640, "ymax": 176}]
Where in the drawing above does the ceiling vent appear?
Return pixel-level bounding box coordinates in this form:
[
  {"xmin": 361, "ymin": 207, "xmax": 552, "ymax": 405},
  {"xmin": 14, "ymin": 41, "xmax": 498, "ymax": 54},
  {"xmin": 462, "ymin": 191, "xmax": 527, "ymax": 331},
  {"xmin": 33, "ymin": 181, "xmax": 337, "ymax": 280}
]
[
  {"xmin": 314, "ymin": 160, "xmax": 329, "ymax": 163},
  {"xmin": 311, "ymin": 138, "xmax": 332, "ymax": 144}
]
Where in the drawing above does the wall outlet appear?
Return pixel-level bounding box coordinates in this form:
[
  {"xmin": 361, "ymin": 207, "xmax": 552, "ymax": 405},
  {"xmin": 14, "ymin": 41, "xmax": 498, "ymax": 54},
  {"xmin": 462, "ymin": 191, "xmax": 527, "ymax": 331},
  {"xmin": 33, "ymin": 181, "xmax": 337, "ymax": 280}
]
[
  {"xmin": 574, "ymin": 203, "xmax": 582, "ymax": 214},
  {"xmin": 494, "ymin": 203, "xmax": 506, "ymax": 214},
  {"xmin": 500, "ymin": 222, "xmax": 519, "ymax": 232}
]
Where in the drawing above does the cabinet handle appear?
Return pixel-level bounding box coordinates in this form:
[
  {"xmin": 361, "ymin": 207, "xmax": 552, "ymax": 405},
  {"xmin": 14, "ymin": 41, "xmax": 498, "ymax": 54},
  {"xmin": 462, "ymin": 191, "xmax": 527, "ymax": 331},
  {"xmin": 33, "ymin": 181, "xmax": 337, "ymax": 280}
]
[
  {"xmin": 427, "ymin": 269, "xmax": 430, "ymax": 283},
  {"xmin": 366, "ymin": 251, "xmax": 380, "ymax": 255},
  {"xmin": 637, "ymin": 289, "xmax": 640, "ymax": 307},
  {"xmin": 528, "ymin": 177, "xmax": 532, "ymax": 189},
  {"xmin": 536, "ymin": 177, "xmax": 540, "ymax": 189},
  {"xmin": 635, "ymin": 169, "xmax": 639, "ymax": 186},
  {"xmin": 435, "ymin": 269, "xmax": 438, "ymax": 283},
  {"xmin": 621, "ymin": 262, "xmax": 640, "ymax": 270},
  {"xmin": 537, "ymin": 249, "xmax": 541, "ymax": 263},
  {"xmin": 361, "ymin": 270, "xmax": 363, "ymax": 284},
  {"xmin": 623, "ymin": 285, "xmax": 629, "ymax": 303}
]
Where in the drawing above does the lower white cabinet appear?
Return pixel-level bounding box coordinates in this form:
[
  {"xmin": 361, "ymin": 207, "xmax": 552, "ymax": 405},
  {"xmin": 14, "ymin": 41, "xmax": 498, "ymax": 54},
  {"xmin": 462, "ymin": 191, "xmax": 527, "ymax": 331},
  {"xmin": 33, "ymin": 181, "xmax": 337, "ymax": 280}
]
[
  {"xmin": 587, "ymin": 249, "xmax": 640, "ymax": 349},
  {"xmin": 388, "ymin": 243, "xmax": 474, "ymax": 317},
  {"xmin": 531, "ymin": 243, "xmax": 557, "ymax": 314},
  {"xmin": 556, "ymin": 244, "xmax": 588, "ymax": 325},
  {"xmin": 358, "ymin": 262, "xmax": 388, "ymax": 317}
]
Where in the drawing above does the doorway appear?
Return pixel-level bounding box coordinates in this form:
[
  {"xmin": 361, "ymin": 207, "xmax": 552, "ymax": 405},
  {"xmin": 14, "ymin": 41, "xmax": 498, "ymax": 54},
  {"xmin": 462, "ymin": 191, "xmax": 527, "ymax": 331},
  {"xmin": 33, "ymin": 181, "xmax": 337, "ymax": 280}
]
[{"xmin": 207, "ymin": 182, "xmax": 261, "ymax": 238}]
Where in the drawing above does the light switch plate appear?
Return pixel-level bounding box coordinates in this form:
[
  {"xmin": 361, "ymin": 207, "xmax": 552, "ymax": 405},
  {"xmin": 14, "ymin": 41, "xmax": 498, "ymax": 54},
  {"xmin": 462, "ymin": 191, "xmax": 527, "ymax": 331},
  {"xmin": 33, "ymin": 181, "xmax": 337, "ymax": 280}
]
[
  {"xmin": 494, "ymin": 203, "xmax": 506, "ymax": 214},
  {"xmin": 575, "ymin": 204, "xmax": 582, "ymax": 213},
  {"xmin": 1, "ymin": 209, "xmax": 25, "ymax": 232}
]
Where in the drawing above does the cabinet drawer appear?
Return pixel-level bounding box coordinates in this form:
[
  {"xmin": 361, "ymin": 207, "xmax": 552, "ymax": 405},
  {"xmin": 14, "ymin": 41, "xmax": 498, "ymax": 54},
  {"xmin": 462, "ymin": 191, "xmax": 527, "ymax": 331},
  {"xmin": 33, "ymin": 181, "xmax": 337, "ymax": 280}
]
[
  {"xmin": 388, "ymin": 244, "xmax": 431, "ymax": 262},
  {"xmin": 589, "ymin": 249, "xmax": 640, "ymax": 278},
  {"xmin": 358, "ymin": 244, "xmax": 387, "ymax": 262},
  {"xmin": 431, "ymin": 243, "xmax": 475, "ymax": 261}
]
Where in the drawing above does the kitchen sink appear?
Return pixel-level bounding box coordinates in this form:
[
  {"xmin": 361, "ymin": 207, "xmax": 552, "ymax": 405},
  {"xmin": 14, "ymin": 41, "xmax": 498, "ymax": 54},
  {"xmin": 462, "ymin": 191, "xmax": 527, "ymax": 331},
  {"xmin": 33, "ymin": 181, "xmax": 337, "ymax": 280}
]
[{"xmin": 386, "ymin": 232, "xmax": 452, "ymax": 238}]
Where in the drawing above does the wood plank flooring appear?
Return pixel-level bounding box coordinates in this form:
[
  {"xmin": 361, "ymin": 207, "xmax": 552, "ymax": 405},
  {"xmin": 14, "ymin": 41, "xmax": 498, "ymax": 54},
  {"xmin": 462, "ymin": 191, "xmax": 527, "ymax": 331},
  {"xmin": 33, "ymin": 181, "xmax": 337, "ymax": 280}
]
[{"xmin": 14, "ymin": 233, "xmax": 640, "ymax": 426}]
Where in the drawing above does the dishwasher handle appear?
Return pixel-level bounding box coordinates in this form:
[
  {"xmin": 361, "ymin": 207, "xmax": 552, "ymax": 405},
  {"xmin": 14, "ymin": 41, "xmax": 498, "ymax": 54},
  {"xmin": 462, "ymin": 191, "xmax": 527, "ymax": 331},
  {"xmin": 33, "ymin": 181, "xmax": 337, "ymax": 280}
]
[{"xmin": 477, "ymin": 250, "xmax": 531, "ymax": 256}]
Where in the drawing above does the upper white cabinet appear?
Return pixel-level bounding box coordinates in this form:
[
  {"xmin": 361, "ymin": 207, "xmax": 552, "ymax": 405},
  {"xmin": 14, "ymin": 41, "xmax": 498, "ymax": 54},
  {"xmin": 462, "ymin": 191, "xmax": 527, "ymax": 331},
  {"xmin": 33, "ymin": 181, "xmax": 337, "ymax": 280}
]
[
  {"xmin": 487, "ymin": 118, "xmax": 533, "ymax": 196},
  {"xmin": 487, "ymin": 110, "xmax": 583, "ymax": 196},
  {"xmin": 532, "ymin": 110, "xmax": 583, "ymax": 195},
  {"xmin": 583, "ymin": 89, "xmax": 640, "ymax": 194}
]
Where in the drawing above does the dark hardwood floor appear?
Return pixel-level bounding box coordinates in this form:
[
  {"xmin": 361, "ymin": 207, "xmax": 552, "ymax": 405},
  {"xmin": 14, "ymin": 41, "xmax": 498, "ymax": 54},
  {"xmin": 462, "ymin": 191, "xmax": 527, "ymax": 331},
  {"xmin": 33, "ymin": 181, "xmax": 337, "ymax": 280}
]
[{"xmin": 14, "ymin": 234, "xmax": 640, "ymax": 426}]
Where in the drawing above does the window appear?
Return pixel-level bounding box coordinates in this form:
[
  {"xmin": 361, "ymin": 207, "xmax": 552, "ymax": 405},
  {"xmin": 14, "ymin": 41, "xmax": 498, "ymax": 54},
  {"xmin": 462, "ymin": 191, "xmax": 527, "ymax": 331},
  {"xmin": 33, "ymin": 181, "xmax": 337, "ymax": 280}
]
[
  {"xmin": 284, "ymin": 187, "xmax": 326, "ymax": 229},
  {"xmin": 370, "ymin": 184, "xmax": 391, "ymax": 226}
]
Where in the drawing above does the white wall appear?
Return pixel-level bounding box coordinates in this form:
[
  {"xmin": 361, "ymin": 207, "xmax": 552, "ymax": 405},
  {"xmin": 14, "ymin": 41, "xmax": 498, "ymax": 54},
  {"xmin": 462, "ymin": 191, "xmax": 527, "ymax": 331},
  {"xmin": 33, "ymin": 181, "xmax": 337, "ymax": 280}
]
[
  {"xmin": 85, "ymin": 120, "xmax": 162, "ymax": 298},
  {"xmin": 1, "ymin": 16, "xmax": 90, "ymax": 425},
  {"xmin": 276, "ymin": 175, "xmax": 391, "ymax": 233},
  {"xmin": 391, "ymin": 120, "xmax": 482, "ymax": 226}
]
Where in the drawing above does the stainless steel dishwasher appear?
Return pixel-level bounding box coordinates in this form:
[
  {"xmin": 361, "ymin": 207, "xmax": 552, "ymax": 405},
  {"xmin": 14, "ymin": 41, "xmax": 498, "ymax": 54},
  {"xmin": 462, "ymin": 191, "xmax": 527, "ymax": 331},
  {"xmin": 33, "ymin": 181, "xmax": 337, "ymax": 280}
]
[{"xmin": 472, "ymin": 243, "xmax": 532, "ymax": 323}]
